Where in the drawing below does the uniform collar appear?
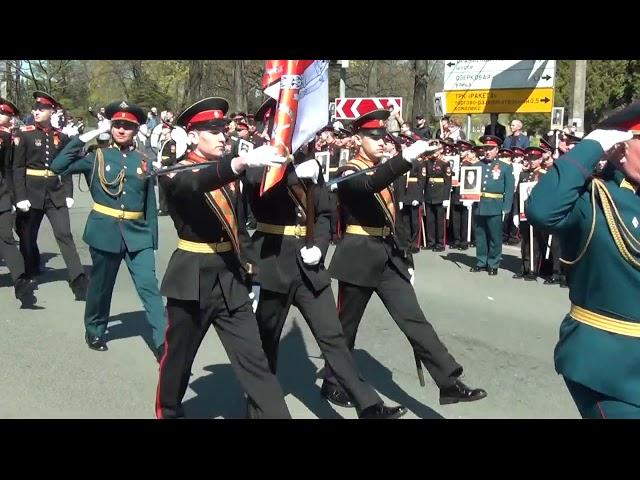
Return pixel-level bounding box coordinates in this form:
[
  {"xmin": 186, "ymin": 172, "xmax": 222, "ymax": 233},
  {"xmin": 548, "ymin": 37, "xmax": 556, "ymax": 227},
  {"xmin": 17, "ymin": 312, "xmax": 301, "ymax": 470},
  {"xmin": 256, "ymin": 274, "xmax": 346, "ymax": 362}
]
[
  {"xmin": 187, "ymin": 150, "xmax": 210, "ymax": 164},
  {"xmin": 36, "ymin": 123, "xmax": 53, "ymax": 133},
  {"xmin": 109, "ymin": 142, "xmax": 135, "ymax": 152},
  {"xmin": 613, "ymin": 170, "xmax": 639, "ymax": 194}
]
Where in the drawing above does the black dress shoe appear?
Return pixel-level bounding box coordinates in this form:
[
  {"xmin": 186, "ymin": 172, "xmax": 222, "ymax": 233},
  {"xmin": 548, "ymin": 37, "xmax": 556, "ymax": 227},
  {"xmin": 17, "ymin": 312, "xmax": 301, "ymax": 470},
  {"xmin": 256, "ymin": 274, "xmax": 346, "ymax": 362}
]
[
  {"xmin": 321, "ymin": 382, "xmax": 355, "ymax": 408},
  {"xmin": 85, "ymin": 334, "xmax": 108, "ymax": 352},
  {"xmin": 424, "ymin": 244, "xmax": 435, "ymax": 250},
  {"xmin": 559, "ymin": 276, "xmax": 569, "ymax": 288},
  {"xmin": 458, "ymin": 244, "xmax": 469, "ymax": 251},
  {"xmin": 544, "ymin": 276, "xmax": 560, "ymax": 285},
  {"xmin": 440, "ymin": 379, "xmax": 487, "ymax": 405},
  {"xmin": 359, "ymin": 403, "xmax": 408, "ymax": 419},
  {"xmin": 410, "ymin": 246, "xmax": 420, "ymax": 254},
  {"xmin": 512, "ymin": 272, "xmax": 524, "ymax": 279},
  {"xmin": 470, "ymin": 266, "xmax": 487, "ymax": 272},
  {"xmin": 15, "ymin": 277, "xmax": 38, "ymax": 307},
  {"xmin": 488, "ymin": 268, "xmax": 498, "ymax": 276},
  {"xmin": 524, "ymin": 273, "xmax": 537, "ymax": 281},
  {"xmin": 70, "ymin": 273, "xmax": 89, "ymax": 301},
  {"xmin": 433, "ymin": 245, "xmax": 445, "ymax": 252}
]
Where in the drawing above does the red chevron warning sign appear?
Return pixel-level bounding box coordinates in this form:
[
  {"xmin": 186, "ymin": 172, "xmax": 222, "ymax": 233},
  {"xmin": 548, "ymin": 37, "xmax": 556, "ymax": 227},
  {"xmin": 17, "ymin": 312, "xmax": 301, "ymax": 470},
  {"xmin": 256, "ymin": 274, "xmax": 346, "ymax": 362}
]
[{"xmin": 334, "ymin": 97, "xmax": 403, "ymax": 120}]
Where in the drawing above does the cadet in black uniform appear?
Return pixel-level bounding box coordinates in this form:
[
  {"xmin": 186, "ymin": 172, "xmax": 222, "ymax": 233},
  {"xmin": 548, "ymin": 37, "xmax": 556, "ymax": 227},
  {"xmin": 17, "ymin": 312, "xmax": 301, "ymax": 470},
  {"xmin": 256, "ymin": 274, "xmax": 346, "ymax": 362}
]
[
  {"xmin": 155, "ymin": 97, "xmax": 291, "ymax": 419},
  {"xmin": 513, "ymin": 147, "xmax": 546, "ymax": 280},
  {"xmin": 450, "ymin": 140, "xmax": 475, "ymax": 250},
  {"xmin": 323, "ymin": 109, "xmax": 487, "ymax": 407},
  {"xmin": 242, "ymin": 122, "xmax": 405, "ymax": 418},
  {"xmin": 12, "ymin": 92, "xmax": 88, "ymax": 300},
  {"xmin": 423, "ymin": 144, "xmax": 452, "ymax": 251},
  {"xmin": 398, "ymin": 138, "xmax": 425, "ymax": 254},
  {"xmin": 0, "ymin": 98, "xmax": 38, "ymax": 306}
]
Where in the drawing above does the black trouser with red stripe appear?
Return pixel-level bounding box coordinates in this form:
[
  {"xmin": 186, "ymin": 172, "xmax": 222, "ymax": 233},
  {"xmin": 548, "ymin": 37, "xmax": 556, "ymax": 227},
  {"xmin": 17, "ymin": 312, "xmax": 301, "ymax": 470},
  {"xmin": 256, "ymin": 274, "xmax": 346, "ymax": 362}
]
[
  {"xmin": 256, "ymin": 277, "xmax": 381, "ymax": 413},
  {"xmin": 323, "ymin": 261, "xmax": 462, "ymax": 392},
  {"xmin": 156, "ymin": 281, "xmax": 290, "ymax": 419}
]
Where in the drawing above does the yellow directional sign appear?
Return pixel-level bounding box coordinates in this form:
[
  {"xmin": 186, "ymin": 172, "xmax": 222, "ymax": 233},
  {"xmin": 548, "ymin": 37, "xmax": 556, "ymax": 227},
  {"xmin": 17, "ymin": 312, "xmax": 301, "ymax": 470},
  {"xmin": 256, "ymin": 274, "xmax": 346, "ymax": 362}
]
[{"xmin": 445, "ymin": 88, "xmax": 554, "ymax": 114}]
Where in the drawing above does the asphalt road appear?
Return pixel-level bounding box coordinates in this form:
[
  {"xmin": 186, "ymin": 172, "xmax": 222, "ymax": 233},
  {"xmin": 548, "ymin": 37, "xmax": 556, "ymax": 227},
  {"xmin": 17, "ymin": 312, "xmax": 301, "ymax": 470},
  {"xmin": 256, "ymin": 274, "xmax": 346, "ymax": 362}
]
[{"xmin": 0, "ymin": 179, "xmax": 579, "ymax": 418}]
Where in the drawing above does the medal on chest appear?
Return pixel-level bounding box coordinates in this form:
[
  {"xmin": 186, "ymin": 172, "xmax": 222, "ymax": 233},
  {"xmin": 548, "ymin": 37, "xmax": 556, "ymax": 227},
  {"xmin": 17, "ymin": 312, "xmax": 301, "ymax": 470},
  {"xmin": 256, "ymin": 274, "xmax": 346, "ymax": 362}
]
[
  {"xmin": 492, "ymin": 164, "xmax": 501, "ymax": 180},
  {"xmin": 34, "ymin": 138, "xmax": 42, "ymax": 147}
]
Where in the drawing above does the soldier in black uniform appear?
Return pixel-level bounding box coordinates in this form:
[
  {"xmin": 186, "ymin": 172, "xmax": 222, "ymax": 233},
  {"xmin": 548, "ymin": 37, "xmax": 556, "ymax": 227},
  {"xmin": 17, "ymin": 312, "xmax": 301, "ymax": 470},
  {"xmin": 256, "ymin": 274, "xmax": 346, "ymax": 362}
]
[
  {"xmin": 513, "ymin": 147, "xmax": 546, "ymax": 280},
  {"xmin": 450, "ymin": 140, "xmax": 475, "ymax": 250},
  {"xmin": 322, "ymin": 109, "xmax": 487, "ymax": 407},
  {"xmin": 396, "ymin": 136, "xmax": 425, "ymax": 253},
  {"xmin": 0, "ymin": 98, "xmax": 38, "ymax": 306},
  {"xmin": 242, "ymin": 119, "xmax": 405, "ymax": 418},
  {"xmin": 423, "ymin": 143, "xmax": 452, "ymax": 251},
  {"xmin": 157, "ymin": 128, "xmax": 177, "ymax": 216},
  {"xmin": 12, "ymin": 92, "xmax": 88, "ymax": 300},
  {"xmin": 155, "ymin": 97, "xmax": 291, "ymax": 419}
]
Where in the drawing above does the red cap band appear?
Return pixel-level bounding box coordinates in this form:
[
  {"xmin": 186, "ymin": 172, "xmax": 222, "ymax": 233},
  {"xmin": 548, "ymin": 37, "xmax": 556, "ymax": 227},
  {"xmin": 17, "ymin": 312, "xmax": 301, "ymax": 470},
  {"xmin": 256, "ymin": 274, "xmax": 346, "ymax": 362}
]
[
  {"xmin": 112, "ymin": 111, "xmax": 139, "ymax": 124},
  {"xmin": 0, "ymin": 104, "xmax": 16, "ymax": 115},
  {"xmin": 616, "ymin": 119, "xmax": 640, "ymax": 133},
  {"xmin": 36, "ymin": 97, "xmax": 55, "ymax": 107},
  {"xmin": 485, "ymin": 140, "xmax": 498, "ymax": 146},
  {"xmin": 360, "ymin": 119, "xmax": 385, "ymax": 129}
]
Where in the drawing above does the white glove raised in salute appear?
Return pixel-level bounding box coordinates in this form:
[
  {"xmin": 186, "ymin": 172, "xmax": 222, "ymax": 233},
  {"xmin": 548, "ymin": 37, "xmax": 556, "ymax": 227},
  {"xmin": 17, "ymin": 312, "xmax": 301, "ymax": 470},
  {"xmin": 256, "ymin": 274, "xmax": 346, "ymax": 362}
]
[
  {"xmin": 401, "ymin": 140, "xmax": 441, "ymax": 163},
  {"xmin": 295, "ymin": 159, "xmax": 320, "ymax": 184},
  {"xmin": 584, "ymin": 129, "xmax": 633, "ymax": 152}
]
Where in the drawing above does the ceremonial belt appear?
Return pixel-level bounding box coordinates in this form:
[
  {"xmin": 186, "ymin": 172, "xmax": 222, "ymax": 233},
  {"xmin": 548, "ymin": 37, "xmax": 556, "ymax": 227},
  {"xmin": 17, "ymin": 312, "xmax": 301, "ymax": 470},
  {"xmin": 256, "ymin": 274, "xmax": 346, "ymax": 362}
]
[
  {"xmin": 345, "ymin": 224, "xmax": 391, "ymax": 238},
  {"xmin": 256, "ymin": 222, "xmax": 307, "ymax": 237},
  {"xmin": 26, "ymin": 168, "xmax": 56, "ymax": 178},
  {"xmin": 93, "ymin": 203, "xmax": 143, "ymax": 220},
  {"xmin": 407, "ymin": 178, "xmax": 418, "ymax": 183},
  {"xmin": 428, "ymin": 178, "xmax": 445, "ymax": 183},
  {"xmin": 328, "ymin": 167, "xmax": 339, "ymax": 172},
  {"xmin": 177, "ymin": 239, "xmax": 232, "ymax": 254},
  {"xmin": 481, "ymin": 192, "xmax": 504, "ymax": 199},
  {"xmin": 570, "ymin": 304, "xmax": 640, "ymax": 338}
]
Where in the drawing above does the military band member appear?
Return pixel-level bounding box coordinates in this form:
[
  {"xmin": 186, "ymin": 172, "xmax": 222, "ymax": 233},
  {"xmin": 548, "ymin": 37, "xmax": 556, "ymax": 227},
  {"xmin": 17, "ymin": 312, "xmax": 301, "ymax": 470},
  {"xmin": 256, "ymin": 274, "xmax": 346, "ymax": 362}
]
[
  {"xmin": 12, "ymin": 91, "xmax": 88, "ymax": 299},
  {"xmin": 0, "ymin": 98, "xmax": 38, "ymax": 306},
  {"xmin": 51, "ymin": 101, "xmax": 167, "ymax": 358},
  {"xmin": 526, "ymin": 104, "xmax": 640, "ymax": 418},
  {"xmin": 470, "ymin": 135, "xmax": 515, "ymax": 276},
  {"xmin": 155, "ymin": 97, "xmax": 291, "ymax": 419},
  {"xmin": 323, "ymin": 109, "xmax": 487, "ymax": 407}
]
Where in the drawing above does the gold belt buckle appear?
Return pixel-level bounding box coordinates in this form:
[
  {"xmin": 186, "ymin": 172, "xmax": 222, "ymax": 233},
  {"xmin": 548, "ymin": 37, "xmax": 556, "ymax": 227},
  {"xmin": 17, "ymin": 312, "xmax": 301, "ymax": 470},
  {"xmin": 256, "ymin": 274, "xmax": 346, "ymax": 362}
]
[
  {"xmin": 118, "ymin": 210, "xmax": 126, "ymax": 220},
  {"xmin": 294, "ymin": 225, "xmax": 304, "ymax": 237},
  {"xmin": 382, "ymin": 226, "xmax": 390, "ymax": 237},
  {"xmin": 44, "ymin": 170, "xmax": 52, "ymax": 178}
]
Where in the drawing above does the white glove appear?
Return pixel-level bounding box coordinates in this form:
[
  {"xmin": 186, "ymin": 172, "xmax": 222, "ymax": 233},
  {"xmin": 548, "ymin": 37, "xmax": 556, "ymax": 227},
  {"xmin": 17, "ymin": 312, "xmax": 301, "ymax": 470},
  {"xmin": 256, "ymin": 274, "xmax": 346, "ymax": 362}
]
[
  {"xmin": 16, "ymin": 200, "xmax": 31, "ymax": 212},
  {"xmin": 152, "ymin": 160, "xmax": 163, "ymax": 170},
  {"xmin": 401, "ymin": 140, "xmax": 436, "ymax": 163},
  {"xmin": 243, "ymin": 145, "xmax": 287, "ymax": 168},
  {"xmin": 513, "ymin": 214, "xmax": 520, "ymax": 228},
  {"xmin": 399, "ymin": 201, "xmax": 404, "ymax": 209},
  {"xmin": 584, "ymin": 129, "xmax": 633, "ymax": 152},
  {"xmin": 502, "ymin": 212, "xmax": 506, "ymax": 221},
  {"xmin": 79, "ymin": 127, "xmax": 107, "ymax": 143},
  {"xmin": 65, "ymin": 197, "xmax": 74, "ymax": 209},
  {"xmin": 443, "ymin": 200, "xmax": 450, "ymax": 208},
  {"xmin": 411, "ymin": 200, "xmax": 419, "ymax": 207},
  {"xmin": 462, "ymin": 200, "xmax": 474, "ymax": 208},
  {"xmin": 294, "ymin": 159, "xmax": 320, "ymax": 184},
  {"xmin": 329, "ymin": 182, "xmax": 338, "ymax": 192},
  {"xmin": 300, "ymin": 246, "xmax": 322, "ymax": 266},
  {"xmin": 97, "ymin": 119, "xmax": 111, "ymax": 133},
  {"xmin": 11, "ymin": 205, "xmax": 15, "ymax": 214},
  {"xmin": 408, "ymin": 267, "xmax": 415, "ymax": 286}
]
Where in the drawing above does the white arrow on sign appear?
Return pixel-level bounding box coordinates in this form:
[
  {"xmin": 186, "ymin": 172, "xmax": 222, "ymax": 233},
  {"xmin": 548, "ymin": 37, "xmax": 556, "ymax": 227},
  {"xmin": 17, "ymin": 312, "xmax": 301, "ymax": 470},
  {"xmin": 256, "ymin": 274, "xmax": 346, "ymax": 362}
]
[
  {"xmin": 350, "ymin": 98, "xmax": 362, "ymax": 117},
  {"xmin": 335, "ymin": 99, "xmax": 346, "ymax": 119},
  {"xmin": 444, "ymin": 60, "xmax": 556, "ymax": 91}
]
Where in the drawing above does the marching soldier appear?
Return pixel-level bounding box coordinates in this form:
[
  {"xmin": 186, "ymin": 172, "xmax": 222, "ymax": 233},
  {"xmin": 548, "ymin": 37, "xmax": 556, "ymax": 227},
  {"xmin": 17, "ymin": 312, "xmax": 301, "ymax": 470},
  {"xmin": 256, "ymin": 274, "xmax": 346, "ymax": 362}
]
[
  {"xmin": 0, "ymin": 98, "xmax": 38, "ymax": 306},
  {"xmin": 51, "ymin": 101, "xmax": 167, "ymax": 358},
  {"xmin": 423, "ymin": 141, "xmax": 452, "ymax": 251},
  {"xmin": 242, "ymin": 125, "xmax": 405, "ymax": 419},
  {"xmin": 512, "ymin": 147, "xmax": 546, "ymax": 280},
  {"xmin": 12, "ymin": 91, "xmax": 88, "ymax": 299},
  {"xmin": 155, "ymin": 97, "xmax": 291, "ymax": 419},
  {"xmin": 323, "ymin": 109, "xmax": 487, "ymax": 407},
  {"xmin": 469, "ymin": 135, "xmax": 515, "ymax": 276},
  {"xmin": 526, "ymin": 105, "xmax": 640, "ymax": 418}
]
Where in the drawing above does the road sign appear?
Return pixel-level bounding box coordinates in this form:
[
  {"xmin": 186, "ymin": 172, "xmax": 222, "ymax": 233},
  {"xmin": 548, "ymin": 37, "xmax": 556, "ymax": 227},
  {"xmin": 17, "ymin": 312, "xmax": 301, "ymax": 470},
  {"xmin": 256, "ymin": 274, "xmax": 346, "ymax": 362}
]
[
  {"xmin": 445, "ymin": 88, "xmax": 554, "ymax": 114},
  {"xmin": 444, "ymin": 60, "xmax": 556, "ymax": 91},
  {"xmin": 334, "ymin": 97, "xmax": 402, "ymax": 120},
  {"xmin": 443, "ymin": 60, "xmax": 556, "ymax": 114}
]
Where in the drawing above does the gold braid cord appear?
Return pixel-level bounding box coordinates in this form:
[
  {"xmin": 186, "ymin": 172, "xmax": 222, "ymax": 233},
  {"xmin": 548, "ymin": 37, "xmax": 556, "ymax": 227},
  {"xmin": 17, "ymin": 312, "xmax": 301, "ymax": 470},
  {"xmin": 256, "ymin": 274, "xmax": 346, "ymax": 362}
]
[
  {"xmin": 95, "ymin": 148, "xmax": 125, "ymax": 198},
  {"xmin": 561, "ymin": 178, "xmax": 640, "ymax": 270}
]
